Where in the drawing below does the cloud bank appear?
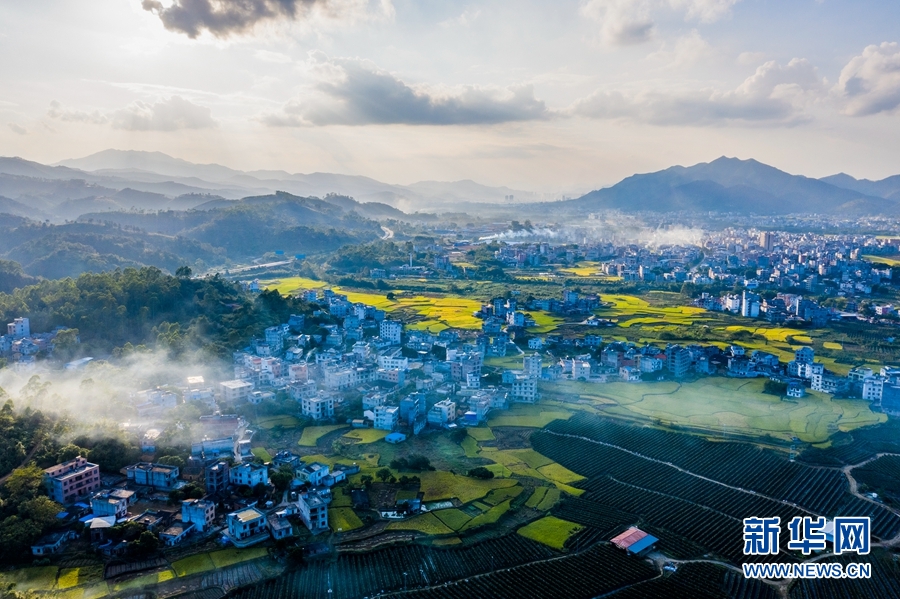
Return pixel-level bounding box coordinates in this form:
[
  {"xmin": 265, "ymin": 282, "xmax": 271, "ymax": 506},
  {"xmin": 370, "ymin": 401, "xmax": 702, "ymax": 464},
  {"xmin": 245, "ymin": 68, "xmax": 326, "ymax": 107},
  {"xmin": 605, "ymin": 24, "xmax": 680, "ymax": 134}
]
[
  {"xmin": 141, "ymin": 0, "xmax": 394, "ymax": 38},
  {"xmin": 47, "ymin": 97, "xmax": 216, "ymax": 131},
  {"xmin": 264, "ymin": 54, "xmax": 551, "ymax": 126},
  {"xmin": 571, "ymin": 58, "xmax": 823, "ymax": 125},
  {"xmin": 835, "ymin": 42, "xmax": 900, "ymax": 116},
  {"xmin": 581, "ymin": 0, "xmax": 740, "ymax": 46}
]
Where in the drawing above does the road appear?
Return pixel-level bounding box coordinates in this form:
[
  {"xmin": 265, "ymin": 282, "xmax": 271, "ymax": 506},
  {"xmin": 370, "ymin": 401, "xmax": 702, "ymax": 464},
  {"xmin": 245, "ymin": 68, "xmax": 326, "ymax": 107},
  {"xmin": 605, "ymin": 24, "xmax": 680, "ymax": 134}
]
[{"xmin": 381, "ymin": 226, "xmax": 394, "ymax": 239}]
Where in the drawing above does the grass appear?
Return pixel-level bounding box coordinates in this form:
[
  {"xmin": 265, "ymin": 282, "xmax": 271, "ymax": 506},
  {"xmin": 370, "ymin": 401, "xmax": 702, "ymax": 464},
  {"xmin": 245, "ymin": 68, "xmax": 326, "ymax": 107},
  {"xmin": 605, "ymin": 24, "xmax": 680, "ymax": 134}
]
[
  {"xmin": 172, "ymin": 553, "xmax": 216, "ymax": 577},
  {"xmin": 517, "ymin": 516, "xmax": 584, "ymax": 550},
  {"xmin": 537, "ymin": 487, "xmax": 561, "ymax": 510},
  {"xmin": 527, "ymin": 311, "xmax": 565, "ymax": 334},
  {"xmin": 251, "ymin": 447, "xmax": 273, "ymax": 462},
  {"xmin": 256, "ymin": 415, "xmax": 301, "ymax": 430},
  {"xmin": 342, "ymin": 429, "xmax": 389, "ymax": 444},
  {"xmin": 525, "ymin": 487, "xmax": 549, "ymax": 508},
  {"xmin": 823, "ymin": 341, "xmax": 843, "ymax": 350},
  {"xmin": 559, "ymin": 262, "xmax": 602, "ymax": 277},
  {"xmin": 417, "ymin": 471, "xmax": 518, "ymax": 503},
  {"xmin": 0, "ymin": 566, "xmax": 59, "ymax": 591},
  {"xmin": 459, "ymin": 499, "xmax": 512, "ymax": 532},
  {"xmin": 432, "ymin": 508, "xmax": 473, "ymax": 531},
  {"xmin": 387, "ymin": 512, "xmax": 454, "ymax": 535},
  {"xmin": 862, "ymin": 255, "xmax": 900, "ymax": 266},
  {"xmin": 542, "ymin": 377, "xmax": 886, "ymax": 443},
  {"xmin": 460, "ymin": 435, "xmax": 480, "ymax": 458},
  {"xmin": 298, "ymin": 425, "xmax": 348, "ymax": 446},
  {"xmin": 331, "ymin": 486, "xmax": 353, "ymax": 507},
  {"xmin": 598, "ymin": 294, "xmax": 710, "ymax": 327},
  {"xmin": 56, "ymin": 566, "xmax": 103, "ymax": 590},
  {"xmin": 209, "ymin": 547, "xmax": 268, "ymax": 568},
  {"xmin": 487, "ymin": 404, "xmax": 573, "ymax": 428},
  {"xmin": 330, "ymin": 507, "xmax": 365, "ymax": 532},
  {"xmin": 537, "ymin": 463, "xmax": 586, "ymax": 485},
  {"xmin": 483, "ymin": 485, "xmax": 523, "ymax": 505},
  {"xmin": 112, "ymin": 569, "xmax": 175, "ymax": 592},
  {"xmin": 467, "ymin": 427, "xmax": 495, "ymax": 441}
]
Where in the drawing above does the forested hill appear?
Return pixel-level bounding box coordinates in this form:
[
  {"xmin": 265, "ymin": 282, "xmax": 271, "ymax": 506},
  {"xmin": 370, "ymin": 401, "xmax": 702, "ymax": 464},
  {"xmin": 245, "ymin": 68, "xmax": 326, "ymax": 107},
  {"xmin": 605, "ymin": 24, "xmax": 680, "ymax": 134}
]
[
  {"xmin": 0, "ymin": 267, "xmax": 318, "ymax": 357},
  {"xmin": 0, "ymin": 192, "xmax": 386, "ymax": 281}
]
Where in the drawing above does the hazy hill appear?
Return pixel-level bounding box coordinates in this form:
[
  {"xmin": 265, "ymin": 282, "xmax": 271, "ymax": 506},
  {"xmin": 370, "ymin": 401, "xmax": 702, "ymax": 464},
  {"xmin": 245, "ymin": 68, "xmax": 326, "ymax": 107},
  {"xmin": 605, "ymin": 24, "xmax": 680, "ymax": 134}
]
[
  {"xmin": 564, "ymin": 157, "xmax": 899, "ymax": 215},
  {"xmin": 820, "ymin": 173, "xmax": 900, "ymax": 202}
]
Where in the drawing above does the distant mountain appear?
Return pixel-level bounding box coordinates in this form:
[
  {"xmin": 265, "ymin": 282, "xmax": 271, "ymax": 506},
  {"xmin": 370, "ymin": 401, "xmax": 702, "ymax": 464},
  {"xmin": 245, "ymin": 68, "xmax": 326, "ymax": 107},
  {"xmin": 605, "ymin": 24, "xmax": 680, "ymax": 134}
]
[
  {"xmin": 820, "ymin": 173, "xmax": 900, "ymax": 202},
  {"xmin": 563, "ymin": 157, "xmax": 900, "ymax": 215},
  {"xmin": 54, "ymin": 149, "xmax": 548, "ymax": 211}
]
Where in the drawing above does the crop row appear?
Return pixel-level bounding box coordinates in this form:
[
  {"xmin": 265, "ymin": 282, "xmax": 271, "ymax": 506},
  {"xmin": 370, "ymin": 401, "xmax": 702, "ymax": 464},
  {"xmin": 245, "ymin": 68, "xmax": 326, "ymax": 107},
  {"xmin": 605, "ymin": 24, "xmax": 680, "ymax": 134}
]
[
  {"xmin": 227, "ymin": 535, "xmax": 555, "ymax": 599},
  {"xmin": 543, "ymin": 414, "xmax": 849, "ymax": 514},
  {"xmin": 606, "ymin": 562, "xmax": 778, "ymax": 599},
  {"xmin": 789, "ymin": 552, "xmax": 900, "ymax": 599},
  {"xmin": 387, "ymin": 544, "xmax": 656, "ymax": 599},
  {"xmin": 851, "ymin": 455, "xmax": 900, "ymax": 502}
]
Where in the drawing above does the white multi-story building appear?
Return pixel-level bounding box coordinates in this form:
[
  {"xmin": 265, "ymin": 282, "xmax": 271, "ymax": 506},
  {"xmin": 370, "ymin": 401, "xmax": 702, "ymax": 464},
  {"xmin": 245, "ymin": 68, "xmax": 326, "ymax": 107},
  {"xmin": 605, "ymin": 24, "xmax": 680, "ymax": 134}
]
[
  {"xmin": 227, "ymin": 507, "xmax": 267, "ymax": 545},
  {"xmin": 220, "ymin": 380, "xmax": 253, "ymax": 403},
  {"xmin": 374, "ymin": 405, "xmax": 399, "ymax": 431},
  {"xmin": 182, "ymin": 499, "xmax": 216, "ymax": 532},
  {"xmin": 427, "ymin": 399, "xmax": 457, "ymax": 425},
  {"xmin": 380, "ymin": 320, "xmax": 403, "ymax": 345},
  {"xmin": 302, "ymin": 393, "xmax": 335, "ymax": 421},
  {"xmin": 523, "ymin": 353, "xmax": 542, "ymax": 379},
  {"xmin": 511, "ymin": 376, "xmax": 538, "ymax": 403},
  {"xmin": 377, "ymin": 350, "xmax": 409, "ymax": 371},
  {"xmin": 572, "ymin": 361, "xmax": 592, "ymax": 380},
  {"xmin": 863, "ymin": 376, "xmax": 884, "ymax": 402},
  {"xmin": 7, "ymin": 317, "xmax": 30, "ymax": 339},
  {"xmin": 229, "ymin": 463, "xmax": 269, "ymax": 488}
]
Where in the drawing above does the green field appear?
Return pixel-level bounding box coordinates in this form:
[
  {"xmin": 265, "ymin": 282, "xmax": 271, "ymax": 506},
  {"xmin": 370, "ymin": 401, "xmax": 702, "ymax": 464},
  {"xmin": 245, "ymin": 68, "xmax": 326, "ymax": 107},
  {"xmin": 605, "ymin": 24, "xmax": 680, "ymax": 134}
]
[
  {"xmin": 57, "ymin": 566, "xmax": 104, "ymax": 589},
  {"xmin": 487, "ymin": 404, "xmax": 573, "ymax": 428},
  {"xmin": 459, "ymin": 499, "xmax": 512, "ymax": 531},
  {"xmin": 342, "ymin": 428, "xmax": 389, "ymax": 444},
  {"xmin": 298, "ymin": 425, "xmax": 348, "ymax": 446},
  {"xmin": 467, "ymin": 427, "xmax": 496, "ymax": 441},
  {"xmin": 250, "ymin": 447, "xmax": 273, "ymax": 462},
  {"xmin": 862, "ymin": 255, "xmax": 900, "ymax": 266},
  {"xmin": 517, "ymin": 516, "xmax": 583, "ymax": 550},
  {"xmin": 432, "ymin": 508, "xmax": 473, "ymax": 531},
  {"xmin": 417, "ymin": 470, "xmax": 518, "ymax": 503},
  {"xmin": 172, "ymin": 553, "xmax": 217, "ymax": 577},
  {"xmin": 112, "ymin": 569, "xmax": 175, "ymax": 592},
  {"xmin": 330, "ymin": 507, "xmax": 365, "ymax": 532},
  {"xmin": 542, "ymin": 377, "xmax": 886, "ymax": 443},
  {"xmin": 257, "ymin": 415, "xmax": 301, "ymax": 429},
  {"xmin": 598, "ymin": 294, "xmax": 710, "ymax": 326},
  {"xmin": 387, "ymin": 512, "xmax": 454, "ymax": 535},
  {"xmin": 209, "ymin": 547, "xmax": 268, "ymax": 568},
  {"xmin": 0, "ymin": 566, "xmax": 59, "ymax": 591}
]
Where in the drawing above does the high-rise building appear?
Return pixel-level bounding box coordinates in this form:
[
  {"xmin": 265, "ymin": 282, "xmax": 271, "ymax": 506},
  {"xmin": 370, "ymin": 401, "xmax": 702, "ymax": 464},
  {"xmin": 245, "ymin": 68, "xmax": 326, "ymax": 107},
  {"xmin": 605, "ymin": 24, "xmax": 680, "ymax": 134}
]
[{"xmin": 759, "ymin": 231, "xmax": 774, "ymax": 252}]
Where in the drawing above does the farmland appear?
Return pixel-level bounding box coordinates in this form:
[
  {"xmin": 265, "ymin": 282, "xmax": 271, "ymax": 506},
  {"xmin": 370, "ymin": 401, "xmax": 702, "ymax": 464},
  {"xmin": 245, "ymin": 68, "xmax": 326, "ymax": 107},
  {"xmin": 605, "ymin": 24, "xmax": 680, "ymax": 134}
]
[
  {"xmin": 517, "ymin": 516, "xmax": 583, "ymax": 550},
  {"xmin": 298, "ymin": 425, "xmax": 348, "ymax": 446},
  {"xmin": 541, "ymin": 377, "xmax": 885, "ymax": 443}
]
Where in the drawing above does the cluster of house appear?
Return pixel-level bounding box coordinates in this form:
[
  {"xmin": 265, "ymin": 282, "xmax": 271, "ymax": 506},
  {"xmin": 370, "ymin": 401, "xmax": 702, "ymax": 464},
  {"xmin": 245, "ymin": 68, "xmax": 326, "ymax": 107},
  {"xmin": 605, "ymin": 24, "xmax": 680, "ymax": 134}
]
[
  {"xmin": 0, "ymin": 317, "xmax": 76, "ymax": 371},
  {"xmin": 694, "ymin": 290, "xmax": 834, "ymax": 327},
  {"xmin": 30, "ymin": 446, "xmax": 358, "ymax": 556}
]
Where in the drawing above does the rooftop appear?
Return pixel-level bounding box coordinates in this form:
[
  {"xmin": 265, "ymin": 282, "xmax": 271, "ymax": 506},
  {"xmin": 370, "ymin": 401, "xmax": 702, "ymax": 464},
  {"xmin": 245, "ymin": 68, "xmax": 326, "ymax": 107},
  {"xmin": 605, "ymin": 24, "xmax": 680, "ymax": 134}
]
[
  {"xmin": 231, "ymin": 507, "xmax": 265, "ymax": 523},
  {"xmin": 611, "ymin": 527, "xmax": 659, "ymax": 554}
]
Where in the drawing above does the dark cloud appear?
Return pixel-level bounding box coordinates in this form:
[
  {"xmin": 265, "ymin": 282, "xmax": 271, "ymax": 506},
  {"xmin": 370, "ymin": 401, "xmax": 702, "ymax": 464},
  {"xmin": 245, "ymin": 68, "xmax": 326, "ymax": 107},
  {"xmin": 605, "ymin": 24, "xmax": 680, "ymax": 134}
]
[
  {"xmin": 264, "ymin": 55, "xmax": 550, "ymax": 126},
  {"xmin": 142, "ymin": 0, "xmax": 332, "ymax": 38}
]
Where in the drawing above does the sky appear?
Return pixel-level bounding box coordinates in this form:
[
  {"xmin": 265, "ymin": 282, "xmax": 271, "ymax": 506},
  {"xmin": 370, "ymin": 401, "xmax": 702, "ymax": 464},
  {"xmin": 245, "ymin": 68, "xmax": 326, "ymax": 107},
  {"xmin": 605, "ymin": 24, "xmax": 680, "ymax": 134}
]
[{"xmin": 1, "ymin": 0, "xmax": 899, "ymax": 192}]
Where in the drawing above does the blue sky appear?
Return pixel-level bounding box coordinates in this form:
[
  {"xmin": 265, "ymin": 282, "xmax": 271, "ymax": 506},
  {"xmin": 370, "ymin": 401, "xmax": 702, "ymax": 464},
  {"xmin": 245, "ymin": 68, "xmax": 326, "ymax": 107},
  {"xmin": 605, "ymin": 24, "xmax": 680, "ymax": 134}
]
[{"xmin": 1, "ymin": 0, "xmax": 899, "ymax": 192}]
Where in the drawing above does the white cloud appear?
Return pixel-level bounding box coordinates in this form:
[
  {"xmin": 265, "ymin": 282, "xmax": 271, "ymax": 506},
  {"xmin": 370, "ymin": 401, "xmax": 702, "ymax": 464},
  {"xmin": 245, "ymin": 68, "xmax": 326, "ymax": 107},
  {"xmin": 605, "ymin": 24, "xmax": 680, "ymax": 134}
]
[
  {"xmin": 262, "ymin": 53, "xmax": 551, "ymax": 126},
  {"xmin": 111, "ymin": 96, "xmax": 217, "ymax": 131},
  {"xmin": 737, "ymin": 51, "xmax": 766, "ymax": 66},
  {"xmin": 440, "ymin": 8, "xmax": 482, "ymax": 28},
  {"xmin": 646, "ymin": 30, "xmax": 712, "ymax": 66},
  {"xmin": 47, "ymin": 100, "xmax": 109, "ymax": 124},
  {"xmin": 834, "ymin": 42, "xmax": 900, "ymax": 116},
  {"xmin": 254, "ymin": 49, "xmax": 293, "ymax": 64},
  {"xmin": 7, "ymin": 123, "xmax": 27, "ymax": 135},
  {"xmin": 48, "ymin": 97, "xmax": 216, "ymax": 132},
  {"xmin": 581, "ymin": 0, "xmax": 741, "ymax": 46},
  {"xmin": 571, "ymin": 57, "xmax": 824, "ymax": 125}
]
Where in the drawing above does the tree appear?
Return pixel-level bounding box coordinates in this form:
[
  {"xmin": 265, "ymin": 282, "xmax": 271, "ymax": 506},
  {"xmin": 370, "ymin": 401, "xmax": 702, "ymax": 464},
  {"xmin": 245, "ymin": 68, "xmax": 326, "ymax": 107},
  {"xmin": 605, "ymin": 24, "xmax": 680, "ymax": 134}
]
[
  {"xmin": 52, "ymin": 328, "xmax": 80, "ymax": 362},
  {"xmin": 468, "ymin": 467, "xmax": 494, "ymax": 479},
  {"xmin": 56, "ymin": 444, "xmax": 90, "ymax": 463},
  {"xmin": 133, "ymin": 530, "xmax": 159, "ymax": 555},
  {"xmin": 376, "ymin": 468, "xmax": 392, "ymax": 482},
  {"xmin": 175, "ymin": 265, "xmax": 193, "ymax": 279},
  {"xmin": 18, "ymin": 496, "xmax": 63, "ymax": 528},
  {"xmin": 157, "ymin": 455, "xmax": 185, "ymax": 468},
  {"xmin": 4, "ymin": 465, "xmax": 45, "ymax": 502},
  {"xmin": 360, "ymin": 475, "xmax": 373, "ymax": 486},
  {"xmin": 271, "ymin": 466, "xmax": 294, "ymax": 493}
]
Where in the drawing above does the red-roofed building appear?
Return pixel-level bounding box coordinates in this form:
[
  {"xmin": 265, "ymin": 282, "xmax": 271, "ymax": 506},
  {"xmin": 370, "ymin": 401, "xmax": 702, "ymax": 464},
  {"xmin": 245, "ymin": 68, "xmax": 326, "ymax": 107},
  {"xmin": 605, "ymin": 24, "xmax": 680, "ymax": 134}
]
[{"xmin": 611, "ymin": 527, "xmax": 659, "ymax": 555}]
